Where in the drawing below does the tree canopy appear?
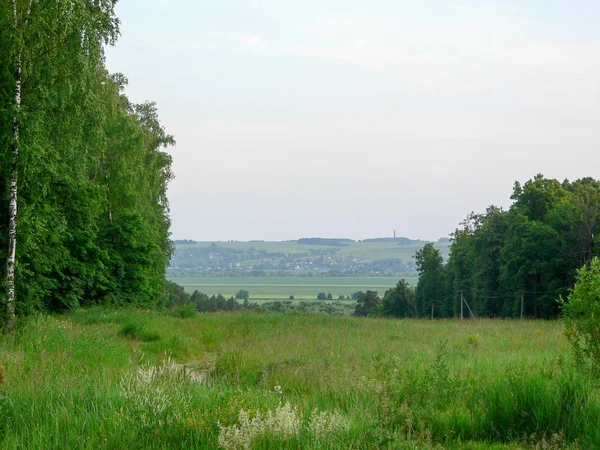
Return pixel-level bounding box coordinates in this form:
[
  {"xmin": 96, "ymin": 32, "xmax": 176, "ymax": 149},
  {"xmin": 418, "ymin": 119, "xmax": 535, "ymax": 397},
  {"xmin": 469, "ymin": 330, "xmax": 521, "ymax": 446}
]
[
  {"xmin": 415, "ymin": 175, "xmax": 600, "ymax": 319},
  {"xmin": 1, "ymin": 1, "xmax": 174, "ymax": 325}
]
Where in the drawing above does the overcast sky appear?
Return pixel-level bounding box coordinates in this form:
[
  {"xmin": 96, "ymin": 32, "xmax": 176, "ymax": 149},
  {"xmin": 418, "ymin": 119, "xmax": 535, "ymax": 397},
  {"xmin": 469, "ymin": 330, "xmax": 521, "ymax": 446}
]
[{"xmin": 104, "ymin": 0, "xmax": 600, "ymax": 242}]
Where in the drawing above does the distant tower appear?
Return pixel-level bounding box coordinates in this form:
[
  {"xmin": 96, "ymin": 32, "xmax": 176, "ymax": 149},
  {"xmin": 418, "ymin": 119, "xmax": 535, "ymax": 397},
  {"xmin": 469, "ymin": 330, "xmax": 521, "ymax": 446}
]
[{"xmin": 394, "ymin": 229, "xmax": 396, "ymax": 239}]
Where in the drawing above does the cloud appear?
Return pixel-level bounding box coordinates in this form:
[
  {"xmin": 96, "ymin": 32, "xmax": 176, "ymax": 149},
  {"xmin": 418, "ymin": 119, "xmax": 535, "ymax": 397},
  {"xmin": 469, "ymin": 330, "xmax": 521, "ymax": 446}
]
[
  {"xmin": 354, "ymin": 40, "xmax": 366, "ymax": 51},
  {"xmin": 242, "ymin": 35, "xmax": 263, "ymax": 47},
  {"xmin": 283, "ymin": 11, "xmax": 600, "ymax": 92}
]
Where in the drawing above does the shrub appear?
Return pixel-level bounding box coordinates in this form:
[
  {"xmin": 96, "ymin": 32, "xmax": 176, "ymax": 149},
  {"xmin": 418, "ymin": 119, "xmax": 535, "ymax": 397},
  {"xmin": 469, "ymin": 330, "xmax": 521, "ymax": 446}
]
[
  {"xmin": 562, "ymin": 257, "xmax": 600, "ymax": 373},
  {"xmin": 169, "ymin": 303, "xmax": 196, "ymax": 319}
]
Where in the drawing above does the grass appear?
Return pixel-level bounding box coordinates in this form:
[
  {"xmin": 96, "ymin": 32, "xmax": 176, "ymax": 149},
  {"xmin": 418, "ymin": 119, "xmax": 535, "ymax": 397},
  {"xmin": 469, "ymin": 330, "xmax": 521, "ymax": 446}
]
[
  {"xmin": 0, "ymin": 309, "xmax": 598, "ymax": 449},
  {"xmin": 170, "ymin": 275, "xmax": 413, "ymax": 298}
]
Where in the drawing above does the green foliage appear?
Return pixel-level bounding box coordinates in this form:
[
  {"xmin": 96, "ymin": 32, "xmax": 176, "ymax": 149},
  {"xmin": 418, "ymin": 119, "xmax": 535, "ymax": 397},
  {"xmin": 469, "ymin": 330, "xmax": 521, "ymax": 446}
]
[
  {"xmin": 0, "ymin": 3, "xmax": 174, "ymax": 321},
  {"xmin": 420, "ymin": 174, "xmax": 600, "ymax": 319},
  {"xmin": 317, "ymin": 292, "xmax": 327, "ymax": 300},
  {"xmin": 120, "ymin": 320, "xmax": 161, "ymax": 342},
  {"xmin": 562, "ymin": 257, "xmax": 600, "ymax": 373},
  {"xmin": 382, "ymin": 279, "xmax": 416, "ymax": 317},
  {"xmin": 235, "ymin": 289, "xmax": 249, "ymax": 300},
  {"xmin": 415, "ymin": 243, "xmax": 446, "ymax": 317},
  {"xmin": 169, "ymin": 303, "xmax": 197, "ymax": 319},
  {"xmin": 353, "ymin": 290, "xmax": 380, "ymax": 316},
  {"xmin": 159, "ymin": 281, "xmax": 190, "ymax": 310},
  {"xmin": 192, "ymin": 291, "xmax": 245, "ymax": 313}
]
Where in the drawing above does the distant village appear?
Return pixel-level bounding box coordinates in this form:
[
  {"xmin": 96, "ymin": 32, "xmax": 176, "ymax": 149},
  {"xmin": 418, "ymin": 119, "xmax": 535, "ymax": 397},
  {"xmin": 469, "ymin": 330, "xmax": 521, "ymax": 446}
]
[{"xmin": 167, "ymin": 243, "xmax": 419, "ymax": 278}]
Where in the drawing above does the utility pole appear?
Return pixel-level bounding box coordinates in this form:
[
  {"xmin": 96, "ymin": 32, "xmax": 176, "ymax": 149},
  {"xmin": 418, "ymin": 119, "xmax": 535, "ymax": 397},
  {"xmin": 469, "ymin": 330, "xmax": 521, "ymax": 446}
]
[
  {"xmin": 460, "ymin": 289, "xmax": 464, "ymax": 320},
  {"xmin": 431, "ymin": 302, "xmax": 434, "ymax": 320}
]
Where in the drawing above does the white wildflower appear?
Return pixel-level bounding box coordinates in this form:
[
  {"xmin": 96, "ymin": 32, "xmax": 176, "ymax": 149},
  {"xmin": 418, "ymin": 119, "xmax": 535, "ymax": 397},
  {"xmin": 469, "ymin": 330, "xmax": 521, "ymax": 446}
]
[{"xmin": 308, "ymin": 408, "xmax": 351, "ymax": 439}]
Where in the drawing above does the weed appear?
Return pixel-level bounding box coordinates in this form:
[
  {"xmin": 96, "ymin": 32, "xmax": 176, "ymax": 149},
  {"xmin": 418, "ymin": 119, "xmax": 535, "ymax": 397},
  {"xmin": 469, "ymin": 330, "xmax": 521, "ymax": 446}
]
[{"xmin": 217, "ymin": 402, "xmax": 301, "ymax": 449}]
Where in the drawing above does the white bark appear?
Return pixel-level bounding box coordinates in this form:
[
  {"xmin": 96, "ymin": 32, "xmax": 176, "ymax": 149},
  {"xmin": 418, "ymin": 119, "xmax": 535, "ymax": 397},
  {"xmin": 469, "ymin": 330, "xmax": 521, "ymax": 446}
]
[{"xmin": 5, "ymin": 0, "xmax": 28, "ymax": 328}]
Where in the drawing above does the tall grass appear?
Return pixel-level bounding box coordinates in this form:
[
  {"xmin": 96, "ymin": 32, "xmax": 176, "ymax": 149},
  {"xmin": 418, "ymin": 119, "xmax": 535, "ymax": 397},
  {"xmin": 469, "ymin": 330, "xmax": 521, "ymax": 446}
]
[{"xmin": 0, "ymin": 309, "xmax": 598, "ymax": 449}]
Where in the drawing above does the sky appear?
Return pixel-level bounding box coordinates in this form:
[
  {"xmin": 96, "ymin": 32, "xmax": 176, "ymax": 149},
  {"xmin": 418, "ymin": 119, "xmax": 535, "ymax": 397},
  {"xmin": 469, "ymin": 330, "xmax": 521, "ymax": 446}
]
[{"xmin": 104, "ymin": 0, "xmax": 600, "ymax": 242}]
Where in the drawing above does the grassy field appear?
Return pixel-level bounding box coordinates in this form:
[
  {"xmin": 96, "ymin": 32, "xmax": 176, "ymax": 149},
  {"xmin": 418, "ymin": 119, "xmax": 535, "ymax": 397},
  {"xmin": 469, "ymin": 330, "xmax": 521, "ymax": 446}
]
[
  {"xmin": 1, "ymin": 309, "xmax": 598, "ymax": 449},
  {"xmin": 170, "ymin": 276, "xmax": 412, "ymax": 299}
]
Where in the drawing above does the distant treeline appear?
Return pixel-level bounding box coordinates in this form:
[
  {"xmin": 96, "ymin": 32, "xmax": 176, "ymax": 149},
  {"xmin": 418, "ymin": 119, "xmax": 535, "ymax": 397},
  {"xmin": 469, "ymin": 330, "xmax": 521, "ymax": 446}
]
[
  {"xmin": 297, "ymin": 238, "xmax": 354, "ymax": 246},
  {"xmin": 414, "ymin": 175, "xmax": 600, "ymax": 319},
  {"xmin": 161, "ymin": 282, "xmax": 355, "ymax": 316},
  {"xmin": 361, "ymin": 237, "xmax": 419, "ymax": 244}
]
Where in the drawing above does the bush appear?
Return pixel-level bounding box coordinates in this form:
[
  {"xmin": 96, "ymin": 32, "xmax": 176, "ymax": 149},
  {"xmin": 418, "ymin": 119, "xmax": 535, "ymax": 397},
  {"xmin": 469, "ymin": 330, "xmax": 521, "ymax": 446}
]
[
  {"xmin": 169, "ymin": 303, "xmax": 196, "ymax": 319},
  {"xmin": 562, "ymin": 257, "xmax": 600, "ymax": 373}
]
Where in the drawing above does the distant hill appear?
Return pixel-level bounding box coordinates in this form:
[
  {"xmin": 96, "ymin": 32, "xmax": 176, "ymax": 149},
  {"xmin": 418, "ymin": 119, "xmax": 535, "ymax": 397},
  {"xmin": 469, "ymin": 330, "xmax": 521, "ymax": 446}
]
[
  {"xmin": 361, "ymin": 237, "xmax": 420, "ymax": 244},
  {"xmin": 173, "ymin": 239, "xmax": 198, "ymax": 245},
  {"xmin": 297, "ymin": 238, "xmax": 354, "ymax": 246},
  {"xmin": 168, "ymin": 238, "xmax": 451, "ymax": 278}
]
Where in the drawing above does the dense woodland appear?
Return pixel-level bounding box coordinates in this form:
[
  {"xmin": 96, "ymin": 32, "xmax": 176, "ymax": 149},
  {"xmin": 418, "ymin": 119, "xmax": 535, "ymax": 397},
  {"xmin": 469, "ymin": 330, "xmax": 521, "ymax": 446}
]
[
  {"xmin": 405, "ymin": 175, "xmax": 600, "ymax": 319},
  {"xmin": 0, "ymin": 1, "xmax": 173, "ymax": 326}
]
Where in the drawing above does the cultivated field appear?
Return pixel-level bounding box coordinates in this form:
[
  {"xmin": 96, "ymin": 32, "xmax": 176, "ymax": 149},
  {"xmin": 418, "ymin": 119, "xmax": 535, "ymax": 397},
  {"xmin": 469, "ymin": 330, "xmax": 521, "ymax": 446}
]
[
  {"xmin": 171, "ymin": 276, "xmax": 414, "ymax": 300},
  {"xmin": 0, "ymin": 309, "xmax": 597, "ymax": 449}
]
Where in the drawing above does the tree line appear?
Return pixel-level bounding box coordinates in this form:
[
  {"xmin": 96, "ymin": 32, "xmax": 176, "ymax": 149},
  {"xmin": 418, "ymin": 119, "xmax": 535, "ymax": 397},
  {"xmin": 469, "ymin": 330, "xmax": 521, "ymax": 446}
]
[
  {"xmin": 356, "ymin": 175, "xmax": 600, "ymax": 319},
  {"xmin": 1, "ymin": 1, "xmax": 173, "ymax": 327}
]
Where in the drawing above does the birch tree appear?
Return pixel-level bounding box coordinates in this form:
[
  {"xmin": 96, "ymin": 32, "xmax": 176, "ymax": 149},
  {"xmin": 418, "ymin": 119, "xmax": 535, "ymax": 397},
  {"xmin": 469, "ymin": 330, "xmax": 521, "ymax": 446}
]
[
  {"xmin": 3, "ymin": 0, "xmax": 31, "ymax": 328},
  {"xmin": 1, "ymin": 0, "xmax": 118, "ymax": 326}
]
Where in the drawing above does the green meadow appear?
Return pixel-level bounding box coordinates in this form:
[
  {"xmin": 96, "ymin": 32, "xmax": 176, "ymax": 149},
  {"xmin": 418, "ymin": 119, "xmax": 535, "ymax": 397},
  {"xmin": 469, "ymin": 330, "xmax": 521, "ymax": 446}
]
[
  {"xmin": 1, "ymin": 309, "xmax": 598, "ymax": 449},
  {"xmin": 171, "ymin": 276, "xmax": 413, "ymax": 300}
]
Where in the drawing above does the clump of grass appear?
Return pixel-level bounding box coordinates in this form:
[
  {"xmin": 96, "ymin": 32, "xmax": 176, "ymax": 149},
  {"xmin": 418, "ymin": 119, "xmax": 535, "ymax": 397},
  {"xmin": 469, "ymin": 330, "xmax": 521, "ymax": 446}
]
[
  {"xmin": 474, "ymin": 367, "xmax": 599, "ymax": 445},
  {"xmin": 120, "ymin": 320, "xmax": 161, "ymax": 342},
  {"xmin": 167, "ymin": 303, "xmax": 197, "ymax": 319}
]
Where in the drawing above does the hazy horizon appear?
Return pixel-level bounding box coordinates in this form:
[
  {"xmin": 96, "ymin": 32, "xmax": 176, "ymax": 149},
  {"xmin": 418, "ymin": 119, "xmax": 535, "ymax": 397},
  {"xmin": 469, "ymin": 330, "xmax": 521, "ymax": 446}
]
[
  {"xmin": 104, "ymin": 1, "xmax": 600, "ymax": 242},
  {"xmin": 173, "ymin": 235, "xmax": 442, "ymax": 242}
]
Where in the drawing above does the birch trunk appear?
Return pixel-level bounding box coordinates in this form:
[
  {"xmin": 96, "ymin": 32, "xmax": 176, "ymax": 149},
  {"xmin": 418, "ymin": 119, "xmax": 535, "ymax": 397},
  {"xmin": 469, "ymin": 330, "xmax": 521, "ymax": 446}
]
[{"xmin": 5, "ymin": 0, "xmax": 24, "ymax": 328}]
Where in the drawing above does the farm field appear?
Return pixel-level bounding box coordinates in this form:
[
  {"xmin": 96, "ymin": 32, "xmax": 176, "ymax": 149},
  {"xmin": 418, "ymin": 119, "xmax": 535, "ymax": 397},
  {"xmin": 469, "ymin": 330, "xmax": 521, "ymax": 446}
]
[
  {"xmin": 0, "ymin": 308, "xmax": 598, "ymax": 449},
  {"xmin": 169, "ymin": 275, "xmax": 415, "ymax": 299}
]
